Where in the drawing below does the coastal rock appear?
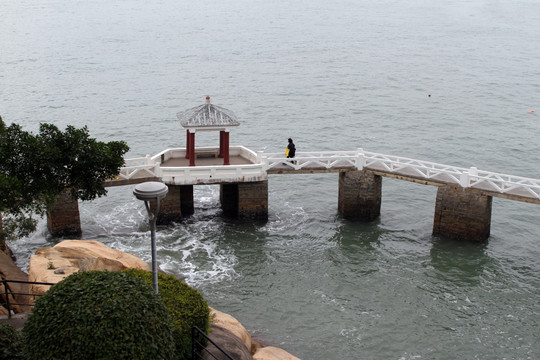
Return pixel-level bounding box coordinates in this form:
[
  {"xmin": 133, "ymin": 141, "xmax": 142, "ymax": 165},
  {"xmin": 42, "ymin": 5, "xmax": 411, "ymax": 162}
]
[
  {"xmin": 28, "ymin": 240, "xmax": 151, "ymax": 295},
  {"xmin": 210, "ymin": 307, "xmax": 252, "ymax": 351},
  {"xmin": 253, "ymin": 346, "xmax": 301, "ymax": 360},
  {"xmin": 251, "ymin": 339, "xmax": 264, "ymax": 354},
  {"xmin": 0, "ymin": 250, "xmax": 30, "ymax": 314},
  {"xmin": 202, "ymin": 324, "xmax": 253, "ymax": 360}
]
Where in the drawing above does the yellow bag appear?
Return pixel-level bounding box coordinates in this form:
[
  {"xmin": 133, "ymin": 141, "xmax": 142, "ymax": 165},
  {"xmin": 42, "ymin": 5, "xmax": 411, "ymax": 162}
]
[{"xmin": 285, "ymin": 148, "xmax": 290, "ymax": 156}]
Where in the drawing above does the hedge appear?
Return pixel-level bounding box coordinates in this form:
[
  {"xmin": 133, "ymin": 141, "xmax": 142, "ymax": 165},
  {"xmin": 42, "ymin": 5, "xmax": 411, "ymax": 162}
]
[
  {"xmin": 123, "ymin": 269, "xmax": 210, "ymax": 360},
  {"xmin": 0, "ymin": 322, "xmax": 24, "ymax": 360},
  {"xmin": 22, "ymin": 271, "xmax": 175, "ymax": 360}
]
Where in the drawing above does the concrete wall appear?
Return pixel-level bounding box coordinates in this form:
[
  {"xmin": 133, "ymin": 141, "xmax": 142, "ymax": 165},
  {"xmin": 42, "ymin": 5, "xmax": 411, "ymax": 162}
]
[
  {"xmin": 433, "ymin": 185, "xmax": 492, "ymax": 242},
  {"xmin": 338, "ymin": 170, "xmax": 382, "ymax": 221}
]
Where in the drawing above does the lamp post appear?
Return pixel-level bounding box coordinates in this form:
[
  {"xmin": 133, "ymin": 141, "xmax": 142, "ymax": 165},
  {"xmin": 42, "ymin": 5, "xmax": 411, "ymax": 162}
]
[{"xmin": 133, "ymin": 181, "xmax": 168, "ymax": 293}]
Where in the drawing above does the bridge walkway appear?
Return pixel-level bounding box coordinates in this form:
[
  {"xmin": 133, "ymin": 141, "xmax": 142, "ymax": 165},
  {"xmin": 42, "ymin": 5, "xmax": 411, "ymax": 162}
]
[{"xmin": 105, "ymin": 148, "xmax": 540, "ymax": 205}]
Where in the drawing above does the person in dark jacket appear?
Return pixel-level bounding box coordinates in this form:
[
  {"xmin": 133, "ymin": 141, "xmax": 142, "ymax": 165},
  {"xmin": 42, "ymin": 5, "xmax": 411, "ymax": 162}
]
[{"xmin": 287, "ymin": 138, "xmax": 296, "ymax": 158}]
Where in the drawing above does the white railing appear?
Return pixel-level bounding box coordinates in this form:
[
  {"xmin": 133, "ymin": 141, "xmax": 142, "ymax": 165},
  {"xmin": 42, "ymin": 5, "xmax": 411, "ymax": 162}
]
[
  {"xmin": 116, "ymin": 155, "xmax": 160, "ymax": 181},
  {"xmin": 263, "ymin": 149, "xmax": 540, "ymax": 201},
  {"xmin": 116, "ymin": 148, "xmax": 540, "ymax": 201},
  {"xmin": 263, "ymin": 150, "xmax": 359, "ymax": 171},
  {"xmin": 470, "ymin": 169, "xmax": 540, "ymax": 199},
  {"xmin": 158, "ymin": 163, "xmax": 267, "ymax": 185},
  {"xmin": 151, "ymin": 146, "xmax": 267, "ymax": 185}
]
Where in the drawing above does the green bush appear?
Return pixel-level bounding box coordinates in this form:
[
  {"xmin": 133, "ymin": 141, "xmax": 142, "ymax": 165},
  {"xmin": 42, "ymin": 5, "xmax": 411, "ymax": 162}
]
[
  {"xmin": 0, "ymin": 322, "xmax": 24, "ymax": 360},
  {"xmin": 22, "ymin": 271, "xmax": 175, "ymax": 360},
  {"xmin": 124, "ymin": 269, "xmax": 210, "ymax": 360}
]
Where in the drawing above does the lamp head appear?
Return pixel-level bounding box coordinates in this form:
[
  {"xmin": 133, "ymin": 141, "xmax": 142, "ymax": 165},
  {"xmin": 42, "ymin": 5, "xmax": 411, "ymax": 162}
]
[{"xmin": 133, "ymin": 182, "xmax": 168, "ymax": 201}]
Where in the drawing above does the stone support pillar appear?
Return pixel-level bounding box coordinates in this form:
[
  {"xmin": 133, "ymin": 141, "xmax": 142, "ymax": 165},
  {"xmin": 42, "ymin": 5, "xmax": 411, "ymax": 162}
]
[
  {"xmin": 180, "ymin": 185, "xmax": 194, "ymax": 216},
  {"xmin": 338, "ymin": 170, "xmax": 382, "ymax": 221},
  {"xmin": 238, "ymin": 180, "xmax": 267, "ymax": 219},
  {"xmin": 0, "ymin": 213, "xmax": 4, "ymax": 249},
  {"xmin": 433, "ymin": 185, "xmax": 492, "ymax": 242},
  {"xmin": 220, "ymin": 183, "xmax": 237, "ymax": 216},
  {"xmin": 155, "ymin": 184, "xmax": 194, "ymax": 225},
  {"xmin": 0, "ymin": 212, "xmax": 10, "ymax": 258},
  {"xmin": 220, "ymin": 181, "xmax": 268, "ymax": 220},
  {"xmin": 47, "ymin": 189, "xmax": 82, "ymax": 238}
]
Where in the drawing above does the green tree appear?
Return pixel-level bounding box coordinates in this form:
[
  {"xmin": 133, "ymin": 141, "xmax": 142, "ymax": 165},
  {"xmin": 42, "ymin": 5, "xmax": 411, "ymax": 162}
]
[{"xmin": 0, "ymin": 116, "xmax": 129, "ymax": 245}]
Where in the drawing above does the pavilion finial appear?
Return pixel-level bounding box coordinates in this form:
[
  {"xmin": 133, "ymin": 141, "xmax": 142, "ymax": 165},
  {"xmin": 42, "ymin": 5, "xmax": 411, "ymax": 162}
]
[{"xmin": 206, "ymin": 96, "xmax": 210, "ymax": 104}]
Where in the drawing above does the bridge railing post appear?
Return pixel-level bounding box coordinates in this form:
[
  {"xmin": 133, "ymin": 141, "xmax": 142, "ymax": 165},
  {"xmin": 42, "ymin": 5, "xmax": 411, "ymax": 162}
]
[
  {"xmin": 146, "ymin": 154, "xmax": 161, "ymax": 177},
  {"xmin": 460, "ymin": 167, "xmax": 477, "ymax": 187},
  {"xmin": 355, "ymin": 148, "xmax": 365, "ymax": 170},
  {"xmin": 460, "ymin": 172, "xmax": 469, "ymax": 187},
  {"xmin": 260, "ymin": 153, "xmax": 269, "ymax": 171},
  {"xmin": 153, "ymin": 162, "xmax": 162, "ymax": 178}
]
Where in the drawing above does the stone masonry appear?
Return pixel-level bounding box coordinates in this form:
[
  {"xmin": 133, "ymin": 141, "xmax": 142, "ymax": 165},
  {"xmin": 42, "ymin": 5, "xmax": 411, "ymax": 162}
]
[
  {"xmin": 433, "ymin": 185, "xmax": 492, "ymax": 242},
  {"xmin": 338, "ymin": 170, "xmax": 382, "ymax": 221},
  {"xmin": 220, "ymin": 181, "xmax": 268, "ymax": 220},
  {"xmin": 47, "ymin": 189, "xmax": 82, "ymax": 238},
  {"xmin": 220, "ymin": 183, "xmax": 238, "ymax": 216},
  {"xmin": 155, "ymin": 184, "xmax": 194, "ymax": 225}
]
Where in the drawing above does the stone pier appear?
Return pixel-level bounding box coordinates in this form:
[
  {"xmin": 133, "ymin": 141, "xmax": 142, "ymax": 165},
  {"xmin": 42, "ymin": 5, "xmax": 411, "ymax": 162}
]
[
  {"xmin": 220, "ymin": 181, "xmax": 268, "ymax": 220},
  {"xmin": 155, "ymin": 185, "xmax": 194, "ymax": 225},
  {"xmin": 433, "ymin": 185, "xmax": 492, "ymax": 242},
  {"xmin": 47, "ymin": 190, "xmax": 82, "ymax": 238},
  {"xmin": 338, "ymin": 170, "xmax": 382, "ymax": 221}
]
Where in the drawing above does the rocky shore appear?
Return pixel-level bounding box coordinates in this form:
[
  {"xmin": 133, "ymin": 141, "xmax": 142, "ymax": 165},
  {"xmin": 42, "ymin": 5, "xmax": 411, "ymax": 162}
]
[{"xmin": 0, "ymin": 240, "xmax": 299, "ymax": 360}]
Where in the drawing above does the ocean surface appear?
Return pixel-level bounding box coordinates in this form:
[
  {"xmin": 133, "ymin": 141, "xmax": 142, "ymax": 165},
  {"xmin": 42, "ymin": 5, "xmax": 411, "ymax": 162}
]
[{"xmin": 2, "ymin": 0, "xmax": 540, "ymax": 358}]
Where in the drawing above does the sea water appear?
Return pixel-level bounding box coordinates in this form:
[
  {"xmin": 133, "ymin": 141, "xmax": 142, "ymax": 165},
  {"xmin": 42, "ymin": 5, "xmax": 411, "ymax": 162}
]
[{"xmin": 2, "ymin": 0, "xmax": 540, "ymax": 358}]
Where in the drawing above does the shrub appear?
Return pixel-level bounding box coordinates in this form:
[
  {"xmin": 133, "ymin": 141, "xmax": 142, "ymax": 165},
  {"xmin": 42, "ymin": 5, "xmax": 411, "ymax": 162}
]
[
  {"xmin": 22, "ymin": 271, "xmax": 175, "ymax": 360},
  {"xmin": 0, "ymin": 322, "xmax": 24, "ymax": 360},
  {"xmin": 124, "ymin": 269, "xmax": 210, "ymax": 360}
]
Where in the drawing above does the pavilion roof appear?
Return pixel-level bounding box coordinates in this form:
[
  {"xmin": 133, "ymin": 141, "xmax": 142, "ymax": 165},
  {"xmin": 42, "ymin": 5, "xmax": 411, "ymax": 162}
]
[{"xmin": 177, "ymin": 97, "xmax": 239, "ymax": 129}]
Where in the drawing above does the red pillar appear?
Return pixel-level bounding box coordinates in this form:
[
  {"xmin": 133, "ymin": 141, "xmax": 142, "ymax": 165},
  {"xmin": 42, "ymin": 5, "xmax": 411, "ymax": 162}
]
[
  {"xmin": 218, "ymin": 131, "xmax": 224, "ymax": 158},
  {"xmin": 189, "ymin": 132, "xmax": 196, "ymax": 166},
  {"xmin": 185, "ymin": 130, "xmax": 190, "ymax": 159},
  {"xmin": 223, "ymin": 131, "xmax": 230, "ymax": 165}
]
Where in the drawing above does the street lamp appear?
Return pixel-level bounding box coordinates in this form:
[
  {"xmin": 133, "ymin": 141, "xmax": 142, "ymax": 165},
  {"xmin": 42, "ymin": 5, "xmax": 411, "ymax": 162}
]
[{"xmin": 133, "ymin": 181, "xmax": 168, "ymax": 293}]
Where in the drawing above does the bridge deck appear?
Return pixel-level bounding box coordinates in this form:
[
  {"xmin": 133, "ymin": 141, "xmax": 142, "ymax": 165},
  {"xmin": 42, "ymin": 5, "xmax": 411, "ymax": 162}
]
[
  {"xmin": 267, "ymin": 161, "xmax": 354, "ymax": 174},
  {"xmin": 106, "ymin": 148, "xmax": 540, "ymax": 205},
  {"xmin": 268, "ymin": 161, "xmax": 540, "ymax": 205},
  {"xmin": 161, "ymin": 155, "xmax": 252, "ymax": 167},
  {"xmin": 105, "ymin": 154, "xmax": 255, "ymax": 187},
  {"xmin": 104, "ymin": 174, "xmax": 160, "ymax": 187}
]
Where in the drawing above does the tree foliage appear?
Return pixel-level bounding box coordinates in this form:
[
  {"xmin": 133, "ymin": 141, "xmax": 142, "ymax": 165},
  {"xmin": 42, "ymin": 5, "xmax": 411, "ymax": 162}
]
[{"xmin": 0, "ymin": 116, "xmax": 129, "ymax": 240}]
